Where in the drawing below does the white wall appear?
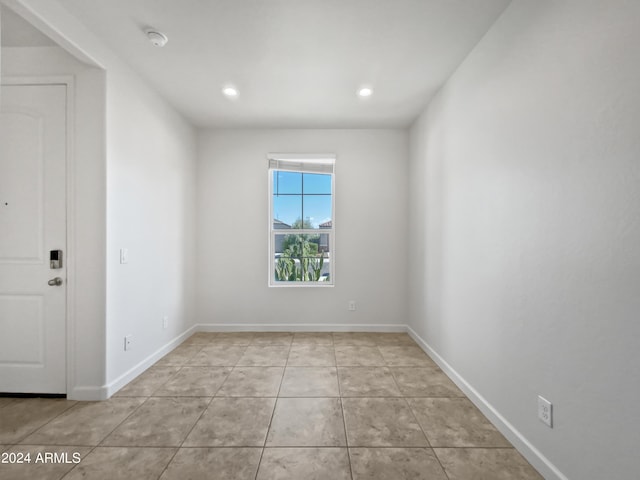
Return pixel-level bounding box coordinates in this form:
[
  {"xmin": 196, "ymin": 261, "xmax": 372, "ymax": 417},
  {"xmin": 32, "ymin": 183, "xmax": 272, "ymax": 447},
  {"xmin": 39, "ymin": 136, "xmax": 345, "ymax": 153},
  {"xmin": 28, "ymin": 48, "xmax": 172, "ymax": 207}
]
[
  {"xmin": 2, "ymin": 45, "xmax": 108, "ymax": 399},
  {"xmin": 197, "ymin": 129, "xmax": 408, "ymax": 329},
  {"xmin": 409, "ymin": 1, "xmax": 640, "ymax": 479},
  {"xmin": 4, "ymin": 0, "xmax": 199, "ymax": 398},
  {"xmin": 106, "ymin": 65, "xmax": 197, "ymax": 387}
]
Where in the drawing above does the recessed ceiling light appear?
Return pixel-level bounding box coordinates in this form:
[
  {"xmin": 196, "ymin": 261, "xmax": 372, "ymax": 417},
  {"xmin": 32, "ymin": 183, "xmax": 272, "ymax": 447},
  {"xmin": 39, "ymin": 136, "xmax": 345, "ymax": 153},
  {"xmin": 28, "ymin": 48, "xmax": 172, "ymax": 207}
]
[
  {"xmin": 358, "ymin": 87, "xmax": 373, "ymax": 97},
  {"xmin": 223, "ymin": 86, "xmax": 239, "ymax": 97},
  {"xmin": 145, "ymin": 30, "xmax": 168, "ymax": 47}
]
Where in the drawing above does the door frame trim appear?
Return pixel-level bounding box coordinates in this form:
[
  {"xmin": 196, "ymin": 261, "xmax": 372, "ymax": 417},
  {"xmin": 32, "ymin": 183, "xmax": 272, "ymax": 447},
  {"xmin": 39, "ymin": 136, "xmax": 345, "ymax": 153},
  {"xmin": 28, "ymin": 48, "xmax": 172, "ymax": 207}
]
[{"xmin": 1, "ymin": 76, "xmax": 76, "ymax": 396}]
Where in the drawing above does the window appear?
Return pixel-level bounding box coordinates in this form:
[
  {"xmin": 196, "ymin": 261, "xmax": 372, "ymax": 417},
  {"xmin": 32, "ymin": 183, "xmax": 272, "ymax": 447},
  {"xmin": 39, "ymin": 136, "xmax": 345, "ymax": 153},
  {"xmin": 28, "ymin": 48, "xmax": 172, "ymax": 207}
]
[{"xmin": 268, "ymin": 154, "xmax": 335, "ymax": 286}]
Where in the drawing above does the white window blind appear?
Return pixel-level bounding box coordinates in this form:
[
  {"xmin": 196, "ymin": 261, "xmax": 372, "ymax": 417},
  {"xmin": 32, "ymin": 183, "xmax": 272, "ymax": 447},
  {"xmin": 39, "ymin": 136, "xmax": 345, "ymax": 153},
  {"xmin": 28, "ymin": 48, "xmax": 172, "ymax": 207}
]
[{"xmin": 267, "ymin": 153, "xmax": 335, "ymax": 174}]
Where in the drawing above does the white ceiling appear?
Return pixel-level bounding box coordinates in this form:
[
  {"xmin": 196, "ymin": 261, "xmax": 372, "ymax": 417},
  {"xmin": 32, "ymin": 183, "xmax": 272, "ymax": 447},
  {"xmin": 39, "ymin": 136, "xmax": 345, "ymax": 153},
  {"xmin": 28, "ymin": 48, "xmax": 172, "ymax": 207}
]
[{"xmin": 53, "ymin": 1, "xmax": 510, "ymax": 128}]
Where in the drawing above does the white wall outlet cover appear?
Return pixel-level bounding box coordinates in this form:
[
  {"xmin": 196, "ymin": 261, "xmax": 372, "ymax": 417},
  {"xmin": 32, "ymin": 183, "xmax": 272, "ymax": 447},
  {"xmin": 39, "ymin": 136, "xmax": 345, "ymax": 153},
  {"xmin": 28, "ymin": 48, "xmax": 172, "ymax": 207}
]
[
  {"xmin": 120, "ymin": 248, "xmax": 129, "ymax": 264},
  {"xmin": 538, "ymin": 395, "xmax": 553, "ymax": 428},
  {"xmin": 124, "ymin": 335, "xmax": 133, "ymax": 351}
]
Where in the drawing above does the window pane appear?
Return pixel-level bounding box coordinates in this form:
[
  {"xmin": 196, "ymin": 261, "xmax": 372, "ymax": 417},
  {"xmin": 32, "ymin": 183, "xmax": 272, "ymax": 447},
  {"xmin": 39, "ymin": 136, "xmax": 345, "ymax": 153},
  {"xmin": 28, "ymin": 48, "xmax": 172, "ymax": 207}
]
[
  {"xmin": 273, "ymin": 171, "xmax": 302, "ymax": 194},
  {"xmin": 303, "ymin": 173, "xmax": 332, "ymax": 194},
  {"xmin": 273, "ymin": 195, "xmax": 302, "ymax": 227},
  {"xmin": 274, "ymin": 233, "xmax": 331, "ymax": 282},
  {"xmin": 303, "ymin": 195, "xmax": 332, "ymax": 229}
]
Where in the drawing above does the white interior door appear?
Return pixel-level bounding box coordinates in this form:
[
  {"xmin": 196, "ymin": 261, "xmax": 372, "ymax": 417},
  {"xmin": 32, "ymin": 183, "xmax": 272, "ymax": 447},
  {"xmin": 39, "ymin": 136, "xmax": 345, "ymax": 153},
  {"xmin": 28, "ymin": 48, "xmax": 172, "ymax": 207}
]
[{"xmin": 0, "ymin": 83, "xmax": 67, "ymax": 394}]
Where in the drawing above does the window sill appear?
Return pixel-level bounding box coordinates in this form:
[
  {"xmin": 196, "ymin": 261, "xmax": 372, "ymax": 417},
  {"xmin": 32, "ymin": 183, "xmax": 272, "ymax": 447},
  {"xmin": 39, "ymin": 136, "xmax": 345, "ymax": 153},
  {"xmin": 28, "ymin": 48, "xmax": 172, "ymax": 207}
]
[{"xmin": 269, "ymin": 282, "xmax": 334, "ymax": 288}]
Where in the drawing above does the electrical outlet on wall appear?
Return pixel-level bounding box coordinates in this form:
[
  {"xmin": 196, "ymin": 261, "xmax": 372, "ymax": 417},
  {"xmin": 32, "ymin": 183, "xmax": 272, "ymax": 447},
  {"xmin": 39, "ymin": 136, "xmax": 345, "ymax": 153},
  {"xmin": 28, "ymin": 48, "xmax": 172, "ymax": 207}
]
[
  {"xmin": 538, "ymin": 395, "xmax": 553, "ymax": 427},
  {"xmin": 348, "ymin": 300, "xmax": 356, "ymax": 311},
  {"xmin": 163, "ymin": 316, "xmax": 168, "ymax": 329},
  {"xmin": 124, "ymin": 335, "xmax": 133, "ymax": 351}
]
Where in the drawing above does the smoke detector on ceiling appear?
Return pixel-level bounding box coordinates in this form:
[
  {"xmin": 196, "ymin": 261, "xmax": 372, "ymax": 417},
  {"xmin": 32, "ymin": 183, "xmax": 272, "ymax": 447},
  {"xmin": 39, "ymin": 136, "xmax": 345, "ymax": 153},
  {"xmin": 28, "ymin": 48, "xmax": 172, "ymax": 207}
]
[{"xmin": 146, "ymin": 30, "xmax": 168, "ymax": 47}]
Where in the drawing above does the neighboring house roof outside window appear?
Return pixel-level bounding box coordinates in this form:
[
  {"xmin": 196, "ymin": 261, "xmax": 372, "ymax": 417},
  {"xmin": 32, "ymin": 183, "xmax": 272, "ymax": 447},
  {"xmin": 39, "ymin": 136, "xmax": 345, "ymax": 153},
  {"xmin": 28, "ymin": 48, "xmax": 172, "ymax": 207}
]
[
  {"xmin": 319, "ymin": 220, "xmax": 332, "ymax": 228},
  {"xmin": 273, "ymin": 219, "xmax": 291, "ymax": 229}
]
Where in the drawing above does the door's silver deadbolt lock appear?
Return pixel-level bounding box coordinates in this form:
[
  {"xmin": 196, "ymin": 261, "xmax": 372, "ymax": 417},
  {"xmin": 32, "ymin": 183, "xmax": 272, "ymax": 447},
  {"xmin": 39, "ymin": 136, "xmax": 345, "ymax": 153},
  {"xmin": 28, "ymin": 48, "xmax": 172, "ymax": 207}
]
[
  {"xmin": 48, "ymin": 277, "xmax": 63, "ymax": 286},
  {"xmin": 50, "ymin": 250, "xmax": 63, "ymax": 269}
]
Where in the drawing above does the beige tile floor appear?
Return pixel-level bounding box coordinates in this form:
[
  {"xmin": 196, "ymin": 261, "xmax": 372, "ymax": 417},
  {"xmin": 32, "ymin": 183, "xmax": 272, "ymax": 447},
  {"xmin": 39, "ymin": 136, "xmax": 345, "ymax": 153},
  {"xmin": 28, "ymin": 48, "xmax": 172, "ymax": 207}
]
[{"xmin": 0, "ymin": 332, "xmax": 543, "ymax": 479}]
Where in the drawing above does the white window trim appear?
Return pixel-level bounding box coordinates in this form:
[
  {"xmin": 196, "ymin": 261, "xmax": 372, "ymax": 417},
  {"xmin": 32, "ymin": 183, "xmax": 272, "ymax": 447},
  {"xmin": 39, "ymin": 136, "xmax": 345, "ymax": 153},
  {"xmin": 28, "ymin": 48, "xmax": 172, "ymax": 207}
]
[{"xmin": 268, "ymin": 153, "xmax": 336, "ymax": 287}]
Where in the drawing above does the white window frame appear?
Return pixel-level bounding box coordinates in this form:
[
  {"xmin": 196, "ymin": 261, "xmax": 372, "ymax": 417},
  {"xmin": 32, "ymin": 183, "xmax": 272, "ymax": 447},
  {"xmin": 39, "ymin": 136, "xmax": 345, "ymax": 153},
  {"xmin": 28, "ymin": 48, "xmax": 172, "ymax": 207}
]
[{"xmin": 268, "ymin": 153, "xmax": 335, "ymax": 287}]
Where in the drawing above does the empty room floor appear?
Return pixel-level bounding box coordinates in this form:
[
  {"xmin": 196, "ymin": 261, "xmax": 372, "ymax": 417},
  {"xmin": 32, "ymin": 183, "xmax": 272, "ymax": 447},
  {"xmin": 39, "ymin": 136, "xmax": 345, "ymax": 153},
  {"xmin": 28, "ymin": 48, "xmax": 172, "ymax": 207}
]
[{"xmin": 0, "ymin": 332, "xmax": 542, "ymax": 479}]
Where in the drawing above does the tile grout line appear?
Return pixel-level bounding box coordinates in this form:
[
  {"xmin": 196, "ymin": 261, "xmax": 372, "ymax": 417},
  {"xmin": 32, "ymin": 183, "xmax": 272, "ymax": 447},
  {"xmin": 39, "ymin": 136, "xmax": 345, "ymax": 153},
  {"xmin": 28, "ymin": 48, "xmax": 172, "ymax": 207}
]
[
  {"xmin": 253, "ymin": 343, "xmax": 288, "ymax": 480},
  {"xmin": 386, "ymin": 363, "xmax": 406, "ymax": 399},
  {"xmin": 98, "ymin": 354, "xmax": 189, "ymax": 447},
  {"xmin": 154, "ymin": 394, "xmax": 216, "ymax": 480},
  {"xmin": 58, "ymin": 443, "xmax": 102, "ymax": 479},
  {"xmin": 430, "ymin": 448, "xmax": 453, "ymax": 480},
  {"xmin": 402, "ymin": 390, "xmax": 452, "ymax": 480},
  {"xmin": 334, "ymin": 337, "xmax": 354, "ymax": 480},
  {"xmin": 8, "ymin": 398, "xmax": 78, "ymax": 445},
  {"xmin": 155, "ymin": 344, "xmax": 205, "ymax": 367},
  {"xmin": 153, "ymin": 332, "xmax": 223, "ymax": 480},
  {"xmin": 58, "ymin": 392, "xmax": 160, "ymax": 479},
  {"xmin": 352, "ymin": 339, "xmax": 445, "ymax": 478},
  {"xmin": 92, "ymin": 340, "xmax": 208, "ymax": 452},
  {"xmin": 158, "ymin": 334, "xmax": 248, "ymax": 479},
  {"xmin": 209, "ymin": 342, "xmax": 249, "ymax": 395},
  {"xmin": 115, "ymin": 363, "xmax": 182, "ymax": 398},
  {"xmin": 94, "ymin": 395, "xmax": 153, "ymax": 448},
  {"xmin": 0, "ymin": 398, "xmax": 19, "ymax": 410}
]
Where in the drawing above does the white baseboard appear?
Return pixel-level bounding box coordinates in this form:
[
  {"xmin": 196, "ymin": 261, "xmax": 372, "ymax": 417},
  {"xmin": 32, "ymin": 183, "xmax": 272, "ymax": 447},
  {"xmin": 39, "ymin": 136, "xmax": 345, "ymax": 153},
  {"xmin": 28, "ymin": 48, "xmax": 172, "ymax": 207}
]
[
  {"xmin": 194, "ymin": 323, "xmax": 406, "ymax": 333},
  {"xmin": 68, "ymin": 385, "xmax": 109, "ymax": 401},
  {"xmin": 104, "ymin": 325, "xmax": 197, "ymax": 398},
  {"xmin": 406, "ymin": 326, "xmax": 567, "ymax": 480}
]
